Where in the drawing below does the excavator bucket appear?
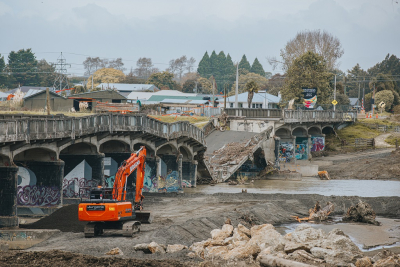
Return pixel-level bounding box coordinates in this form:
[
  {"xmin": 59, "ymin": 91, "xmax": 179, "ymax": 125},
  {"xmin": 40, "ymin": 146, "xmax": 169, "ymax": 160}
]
[{"xmin": 135, "ymin": 211, "xmax": 153, "ymax": 224}]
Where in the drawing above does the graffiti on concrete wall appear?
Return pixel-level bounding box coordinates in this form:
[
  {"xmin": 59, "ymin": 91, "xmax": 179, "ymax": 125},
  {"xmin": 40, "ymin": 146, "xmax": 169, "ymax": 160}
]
[
  {"xmin": 311, "ymin": 136, "xmax": 325, "ymax": 152},
  {"xmin": 158, "ymin": 171, "xmax": 179, "ymax": 192},
  {"xmin": 17, "ymin": 185, "xmax": 61, "ymax": 206},
  {"xmin": 62, "ymin": 160, "xmax": 97, "ymax": 198},
  {"xmin": 17, "ymin": 167, "xmax": 61, "ymax": 206},
  {"xmin": 279, "ymin": 142, "xmax": 294, "ymax": 162},
  {"xmin": 0, "ymin": 231, "xmax": 34, "ymax": 241},
  {"xmin": 295, "ymin": 137, "xmax": 308, "ymax": 160},
  {"xmin": 143, "ymin": 161, "xmax": 158, "ymax": 192}
]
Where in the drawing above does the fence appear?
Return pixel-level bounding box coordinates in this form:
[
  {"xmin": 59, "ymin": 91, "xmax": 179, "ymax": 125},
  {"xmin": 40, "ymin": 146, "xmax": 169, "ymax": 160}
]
[
  {"xmin": 223, "ymin": 108, "xmax": 356, "ymax": 123},
  {"xmin": 340, "ymin": 138, "xmax": 375, "ymax": 149},
  {"xmin": 359, "ymin": 123, "xmax": 400, "ymax": 133}
]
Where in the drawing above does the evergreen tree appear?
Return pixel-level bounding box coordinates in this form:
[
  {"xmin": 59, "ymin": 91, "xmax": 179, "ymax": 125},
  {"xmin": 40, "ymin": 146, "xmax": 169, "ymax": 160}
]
[
  {"xmin": 368, "ymin": 54, "xmax": 400, "ymax": 94},
  {"xmin": 238, "ymin": 54, "xmax": 251, "ymax": 73},
  {"xmin": 7, "ymin": 48, "xmax": 39, "ymax": 87},
  {"xmin": 0, "ymin": 54, "xmax": 6, "ymax": 87},
  {"xmin": 197, "ymin": 51, "xmax": 211, "ymax": 78},
  {"xmin": 215, "ymin": 51, "xmax": 227, "ymax": 93},
  {"xmin": 225, "ymin": 54, "xmax": 236, "ymax": 93},
  {"xmin": 346, "ymin": 63, "xmax": 368, "ymax": 97},
  {"xmin": 250, "ymin": 58, "xmax": 265, "ymax": 77},
  {"xmin": 209, "ymin": 50, "xmax": 218, "ymax": 77}
]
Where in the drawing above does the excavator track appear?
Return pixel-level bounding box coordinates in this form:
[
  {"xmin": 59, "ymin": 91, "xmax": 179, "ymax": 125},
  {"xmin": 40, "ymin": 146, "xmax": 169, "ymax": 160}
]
[
  {"xmin": 122, "ymin": 221, "xmax": 141, "ymax": 237},
  {"xmin": 84, "ymin": 222, "xmax": 104, "ymax": 238}
]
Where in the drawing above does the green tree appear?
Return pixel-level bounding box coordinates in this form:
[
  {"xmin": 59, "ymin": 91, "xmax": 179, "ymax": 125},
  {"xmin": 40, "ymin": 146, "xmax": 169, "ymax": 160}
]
[
  {"xmin": 250, "ymin": 58, "xmax": 265, "ymax": 76},
  {"xmin": 375, "ymin": 90, "xmax": 394, "ymax": 111},
  {"xmin": 197, "ymin": 77, "xmax": 213, "ymax": 94},
  {"xmin": 230, "ymin": 72, "xmax": 268, "ymax": 96},
  {"xmin": 182, "ymin": 79, "xmax": 196, "ymax": 93},
  {"xmin": 369, "ymin": 73, "xmax": 399, "ymax": 106},
  {"xmin": 7, "ymin": 48, "xmax": 39, "ymax": 87},
  {"xmin": 197, "ymin": 51, "xmax": 211, "ymax": 78},
  {"xmin": 238, "ymin": 54, "xmax": 251, "ymax": 74},
  {"xmin": 245, "ymin": 81, "xmax": 260, "ymax": 108},
  {"xmin": 0, "ymin": 54, "xmax": 6, "ymax": 87},
  {"xmin": 146, "ymin": 71, "xmax": 176, "ymax": 90},
  {"xmin": 265, "ymin": 73, "xmax": 284, "ymax": 96},
  {"xmin": 281, "ymin": 51, "xmax": 333, "ymax": 105},
  {"xmin": 37, "ymin": 59, "xmax": 57, "ymax": 87},
  {"xmin": 368, "ymin": 54, "xmax": 400, "ymax": 93},
  {"xmin": 346, "ymin": 63, "xmax": 368, "ymax": 97}
]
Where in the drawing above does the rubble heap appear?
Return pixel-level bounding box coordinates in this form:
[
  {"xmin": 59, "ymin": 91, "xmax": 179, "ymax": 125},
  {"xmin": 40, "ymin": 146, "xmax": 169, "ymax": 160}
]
[
  {"xmin": 187, "ymin": 223, "xmax": 363, "ymax": 266},
  {"xmin": 342, "ymin": 200, "xmax": 380, "ymax": 226}
]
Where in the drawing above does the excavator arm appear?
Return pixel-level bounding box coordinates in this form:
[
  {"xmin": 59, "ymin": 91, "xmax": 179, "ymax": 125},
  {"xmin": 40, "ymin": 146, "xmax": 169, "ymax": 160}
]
[{"xmin": 112, "ymin": 146, "xmax": 146, "ymax": 209}]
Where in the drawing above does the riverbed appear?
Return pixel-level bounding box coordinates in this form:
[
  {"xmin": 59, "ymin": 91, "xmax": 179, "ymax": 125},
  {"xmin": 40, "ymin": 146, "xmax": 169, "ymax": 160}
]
[{"xmin": 185, "ymin": 179, "xmax": 400, "ymax": 197}]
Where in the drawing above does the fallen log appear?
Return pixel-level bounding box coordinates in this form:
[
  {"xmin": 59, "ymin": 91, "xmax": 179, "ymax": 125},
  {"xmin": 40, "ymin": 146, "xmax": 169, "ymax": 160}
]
[
  {"xmin": 259, "ymin": 255, "xmax": 315, "ymax": 267},
  {"xmin": 292, "ymin": 201, "xmax": 334, "ymax": 222}
]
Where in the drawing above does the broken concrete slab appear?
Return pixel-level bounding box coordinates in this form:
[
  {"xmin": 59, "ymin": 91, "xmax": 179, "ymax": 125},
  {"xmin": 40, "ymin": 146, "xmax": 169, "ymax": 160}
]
[{"xmin": 0, "ymin": 229, "xmax": 60, "ymax": 249}]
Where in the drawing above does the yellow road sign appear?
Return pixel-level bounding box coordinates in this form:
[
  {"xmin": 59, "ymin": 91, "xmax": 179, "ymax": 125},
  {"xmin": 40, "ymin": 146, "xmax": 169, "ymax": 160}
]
[{"xmin": 332, "ymin": 100, "xmax": 338, "ymax": 105}]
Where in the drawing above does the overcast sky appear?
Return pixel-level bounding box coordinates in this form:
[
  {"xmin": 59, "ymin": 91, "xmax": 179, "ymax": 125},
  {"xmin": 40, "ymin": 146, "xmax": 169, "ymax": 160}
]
[{"xmin": 0, "ymin": 0, "xmax": 399, "ymax": 76}]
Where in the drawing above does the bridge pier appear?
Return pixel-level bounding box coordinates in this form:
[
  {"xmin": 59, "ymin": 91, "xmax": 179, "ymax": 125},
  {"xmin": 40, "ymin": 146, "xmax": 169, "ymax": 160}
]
[
  {"xmin": 182, "ymin": 160, "xmax": 197, "ymax": 187},
  {"xmin": 0, "ymin": 166, "xmax": 19, "ymax": 227},
  {"xmin": 14, "ymin": 161, "xmax": 64, "ymax": 207}
]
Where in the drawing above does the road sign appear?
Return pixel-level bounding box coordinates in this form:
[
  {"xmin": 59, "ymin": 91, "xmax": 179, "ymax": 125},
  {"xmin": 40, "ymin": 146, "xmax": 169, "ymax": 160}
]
[{"xmin": 332, "ymin": 100, "xmax": 338, "ymax": 105}]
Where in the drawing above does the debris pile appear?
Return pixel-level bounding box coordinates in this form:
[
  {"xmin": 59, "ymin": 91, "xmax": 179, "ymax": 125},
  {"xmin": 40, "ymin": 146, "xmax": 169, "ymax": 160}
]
[
  {"xmin": 204, "ymin": 133, "xmax": 266, "ymax": 182},
  {"xmin": 183, "ymin": 222, "xmax": 365, "ymax": 266},
  {"xmin": 292, "ymin": 201, "xmax": 334, "ymax": 222},
  {"xmin": 355, "ymin": 250, "xmax": 400, "ymax": 267},
  {"xmin": 134, "ymin": 243, "xmax": 188, "ymax": 254},
  {"xmin": 342, "ymin": 200, "xmax": 381, "ymax": 225}
]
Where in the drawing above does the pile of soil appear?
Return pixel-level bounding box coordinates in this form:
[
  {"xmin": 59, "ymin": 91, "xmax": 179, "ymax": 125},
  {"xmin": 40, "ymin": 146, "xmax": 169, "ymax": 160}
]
[
  {"xmin": 0, "ymin": 250, "xmax": 190, "ymax": 267},
  {"xmin": 325, "ymin": 150, "xmax": 400, "ymax": 180},
  {"xmin": 343, "ymin": 200, "xmax": 380, "ymax": 225},
  {"xmin": 20, "ymin": 204, "xmax": 86, "ymax": 232}
]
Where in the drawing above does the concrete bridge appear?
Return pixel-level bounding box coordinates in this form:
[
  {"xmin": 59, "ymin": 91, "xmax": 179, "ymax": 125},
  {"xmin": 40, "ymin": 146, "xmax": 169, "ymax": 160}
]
[{"xmin": 0, "ymin": 113, "xmax": 206, "ymax": 227}]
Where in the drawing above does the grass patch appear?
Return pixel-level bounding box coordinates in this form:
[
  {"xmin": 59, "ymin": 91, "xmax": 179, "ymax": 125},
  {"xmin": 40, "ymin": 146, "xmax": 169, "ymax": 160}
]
[
  {"xmin": 325, "ymin": 123, "xmax": 381, "ymax": 151},
  {"xmin": 385, "ymin": 134, "xmax": 400, "ymax": 146},
  {"xmin": 148, "ymin": 114, "xmax": 211, "ymax": 128},
  {"xmin": 358, "ymin": 118, "xmax": 400, "ymax": 126}
]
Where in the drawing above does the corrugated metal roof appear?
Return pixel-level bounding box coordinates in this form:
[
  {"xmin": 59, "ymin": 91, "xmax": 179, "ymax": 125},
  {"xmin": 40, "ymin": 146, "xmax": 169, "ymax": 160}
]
[
  {"xmin": 349, "ymin": 98, "xmax": 360, "ymax": 106},
  {"xmin": 23, "ymin": 89, "xmax": 42, "ymax": 98},
  {"xmin": 225, "ymin": 92, "xmax": 281, "ymax": 103},
  {"xmin": 70, "ymin": 89, "xmax": 127, "ymax": 99},
  {"xmin": 148, "ymin": 95, "xmax": 206, "ymax": 102},
  {"xmin": 97, "ymin": 83, "xmax": 158, "ymax": 92},
  {"xmin": 160, "ymin": 98, "xmax": 209, "ymax": 105},
  {"xmin": 0, "ymin": 91, "xmax": 9, "ymax": 98}
]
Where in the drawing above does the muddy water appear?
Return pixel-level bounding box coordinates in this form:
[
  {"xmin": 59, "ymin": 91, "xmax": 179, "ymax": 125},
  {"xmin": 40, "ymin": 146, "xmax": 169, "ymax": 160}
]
[{"xmin": 185, "ymin": 179, "xmax": 400, "ymax": 197}]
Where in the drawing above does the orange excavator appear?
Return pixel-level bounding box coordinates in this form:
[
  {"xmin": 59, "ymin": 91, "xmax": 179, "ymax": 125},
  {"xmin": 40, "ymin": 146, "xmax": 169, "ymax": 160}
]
[{"xmin": 78, "ymin": 146, "xmax": 152, "ymax": 237}]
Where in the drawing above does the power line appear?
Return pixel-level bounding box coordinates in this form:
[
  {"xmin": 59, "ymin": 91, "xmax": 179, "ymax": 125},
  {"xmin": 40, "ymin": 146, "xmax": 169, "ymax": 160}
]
[{"xmin": 52, "ymin": 52, "xmax": 71, "ymax": 91}]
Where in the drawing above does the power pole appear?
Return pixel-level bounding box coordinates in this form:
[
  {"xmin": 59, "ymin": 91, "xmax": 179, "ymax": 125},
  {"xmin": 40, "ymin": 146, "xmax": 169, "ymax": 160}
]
[
  {"xmin": 46, "ymin": 87, "xmax": 50, "ymax": 115},
  {"xmin": 53, "ymin": 52, "xmax": 71, "ymax": 92},
  {"xmin": 235, "ymin": 64, "xmax": 238, "ymax": 108},
  {"xmin": 212, "ymin": 77, "xmax": 215, "ymax": 107},
  {"xmin": 224, "ymin": 84, "xmax": 227, "ymax": 110},
  {"xmin": 333, "ymin": 75, "xmax": 337, "ymax": 111}
]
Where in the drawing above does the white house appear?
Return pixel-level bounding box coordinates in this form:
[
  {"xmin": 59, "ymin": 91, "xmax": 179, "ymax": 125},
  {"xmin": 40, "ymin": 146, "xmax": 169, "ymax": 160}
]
[{"xmin": 221, "ymin": 91, "xmax": 281, "ymax": 109}]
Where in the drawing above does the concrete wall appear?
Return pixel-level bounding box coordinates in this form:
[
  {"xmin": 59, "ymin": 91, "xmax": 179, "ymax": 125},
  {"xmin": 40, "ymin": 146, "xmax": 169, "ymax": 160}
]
[
  {"xmin": 0, "ymin": 166, "xmax": 18, "ymax": 226},
  {"xmin": 229, "ymin": 120, "xmax": 274, "ymax": 133}
]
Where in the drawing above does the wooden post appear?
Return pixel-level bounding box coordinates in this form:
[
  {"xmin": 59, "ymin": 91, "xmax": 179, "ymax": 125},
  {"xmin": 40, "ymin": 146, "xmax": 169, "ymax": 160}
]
[
  {"xmin": 396, "ymin": 139, "xmax": 398, "ymax": 150},
  {"xmin": 46, "ymin": 88, "xmax": 50, "ymax": 115}
]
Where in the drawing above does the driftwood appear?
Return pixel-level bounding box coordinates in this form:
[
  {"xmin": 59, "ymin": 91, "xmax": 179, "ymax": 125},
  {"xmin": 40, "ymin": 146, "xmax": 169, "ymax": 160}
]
[
  {"xmin": 342, "ymin": 200, "xmax": 380, "ymax": 225},
  {"xmin": 292, "ymin": 201, "xmax": 334, "ymax": 222}
]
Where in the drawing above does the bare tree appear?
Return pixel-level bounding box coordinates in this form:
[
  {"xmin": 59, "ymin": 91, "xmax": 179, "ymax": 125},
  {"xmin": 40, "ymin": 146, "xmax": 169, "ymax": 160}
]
[
  {"xmin": 268, "ymin": 30, "xmax": 344, "ymax": 71},
  {"xmin": 168, "ymin": 55, "xmax": 187, "ymax": 82},
  {"xmin": 186, "ymin": 57, "xmax": 196, "ymax": 73},
  {"xmin": 134, "ymin": 57, "xmax": 157, "ymax": 80},
  {"xmin": 83, "ymin": 57, "xmax": 102, "ymax": 76},
  {"xmin": 108, "ymin": 58, "xmax": 125, "ymax": 71}
]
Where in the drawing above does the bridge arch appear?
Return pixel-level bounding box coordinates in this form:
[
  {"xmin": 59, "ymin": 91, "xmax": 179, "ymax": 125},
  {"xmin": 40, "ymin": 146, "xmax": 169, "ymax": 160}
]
[
  {"xmin": 179, "ymin": 145, "xmax": 193, "ymax": 161},
  {"xmin": 60, "ymin": 142, "xmax": 98, "ymax": 155},
  {"xmin": 133, "ymin": 142, "xmax": 156, "ymax": 158},
  {"xmin": 292, "ymin": 126, "xmax": 308, "ymax": 137},
  {"xmin": 157, "ymin": 143, "xmax": 178, "ymax": 156},
  {"xmin": 99, "ymin": 140, "xmax": 130, "ymax": 153},
  {"xmin": 13, "ymin": 147, "xmax": 58, "ymax": 162},
  {"xmin": 308, "ymin": 126, "xmax": 322, "ymax": 136},
  {"xmin": 275, "ymin": 127, "xmax": 291, "ymax": 138},
  {"xmin": 322, "ymin": 125, "xmax": 334, "ymax": 135}
]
